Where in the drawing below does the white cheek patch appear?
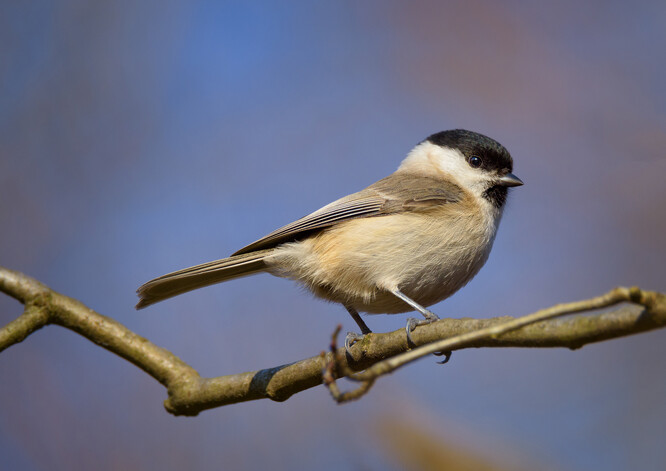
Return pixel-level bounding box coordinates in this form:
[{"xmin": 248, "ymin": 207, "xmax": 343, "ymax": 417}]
[{"xmin": 398, "ymin": 141, "xmax": 493, "ymax": 195}]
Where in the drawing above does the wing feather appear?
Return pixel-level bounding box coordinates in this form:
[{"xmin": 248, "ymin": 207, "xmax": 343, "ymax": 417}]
[{"xmin": 232, "ymin": 174, "xmax": 463, "ymax": 255}]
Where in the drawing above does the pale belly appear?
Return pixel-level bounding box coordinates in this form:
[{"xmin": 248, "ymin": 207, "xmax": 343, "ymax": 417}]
[{"xmin": 267, "ymin": 210, "xmax": 499, "ymax": 315}]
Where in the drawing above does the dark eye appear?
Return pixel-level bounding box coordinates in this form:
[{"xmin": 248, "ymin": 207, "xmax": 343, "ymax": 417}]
[{"xmin": 468, "ymin": 155, "xmax": 483, "ymax": 168}]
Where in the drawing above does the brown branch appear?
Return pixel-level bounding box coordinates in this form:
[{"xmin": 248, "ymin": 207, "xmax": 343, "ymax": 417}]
[
  {"xmin": 1, "ymin": 266, "xmax": 665, "ymax": 415},
  {"xmin": 322, "ymin": 286, "xmax": 666, "ymax": 402}
]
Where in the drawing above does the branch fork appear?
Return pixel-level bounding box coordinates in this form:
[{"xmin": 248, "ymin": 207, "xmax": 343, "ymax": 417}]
[{"xmin": 1, "ymin": 266, "xmax": 664, "ymax": 414}]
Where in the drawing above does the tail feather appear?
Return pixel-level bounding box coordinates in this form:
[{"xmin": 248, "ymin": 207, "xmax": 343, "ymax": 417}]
[{"xmin": 136, "ymin": 249, "xmax": 273, "ymax": 309}]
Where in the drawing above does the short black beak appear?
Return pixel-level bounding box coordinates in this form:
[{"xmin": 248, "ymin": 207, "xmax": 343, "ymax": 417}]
[{"xmin": 498, "ymin": 173, "xmax": 524, "ymax": 187}]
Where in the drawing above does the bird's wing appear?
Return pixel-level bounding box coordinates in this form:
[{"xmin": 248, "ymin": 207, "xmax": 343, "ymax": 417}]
[{"xmin": 232, "ymin": 173, "xmax": 464, "ymax": 255}]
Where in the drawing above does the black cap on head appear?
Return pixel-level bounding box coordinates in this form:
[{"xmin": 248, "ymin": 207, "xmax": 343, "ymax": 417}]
[{"xmin": 426, "ymin": 129, "xmax": 513, "ymax": 173}]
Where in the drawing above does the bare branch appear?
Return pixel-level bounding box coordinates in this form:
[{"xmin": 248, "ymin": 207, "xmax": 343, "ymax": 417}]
[
  {"xmin": 1, "ymin": 266, "xmax": 665, "ymax": 415},
  {"xmin": 323, "ymin": 286, "xmax": 666, "ymax": 402},
  {"xmin": 0, "ymin": 303, "xmax": 50, "ymax": 348}
]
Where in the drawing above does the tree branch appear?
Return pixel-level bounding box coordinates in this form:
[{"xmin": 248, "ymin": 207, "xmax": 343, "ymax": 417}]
[
  {"xmin": 322, "ymin": 286, "xmax": 666, "ymax": 402},
  {"xmin": 1, "ymin": 266, "xmax": 664, "ymax": 415}
]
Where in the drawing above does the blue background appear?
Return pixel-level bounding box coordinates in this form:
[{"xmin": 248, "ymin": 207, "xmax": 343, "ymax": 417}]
[{"xmin": 1, "ymin": 1, "xmax": 665, "ymax": 470}]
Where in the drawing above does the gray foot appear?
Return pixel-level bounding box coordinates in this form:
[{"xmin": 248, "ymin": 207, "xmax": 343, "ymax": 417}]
[
  {"xmin": 405, "ymin": 309, "xmax": 440, "ymax": 346},
  {"xmin": 344, "ymin": 332, "xmax": 365, "ymax": 356}
]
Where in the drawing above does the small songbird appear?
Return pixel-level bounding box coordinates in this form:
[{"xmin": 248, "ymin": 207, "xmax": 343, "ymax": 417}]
[{"xmin": 136, "ymin": 129, "xmax": 523, "ymax": 348}]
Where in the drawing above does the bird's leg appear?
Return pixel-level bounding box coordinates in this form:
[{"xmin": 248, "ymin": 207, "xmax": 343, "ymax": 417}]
[
  {"xmin": 390, "ymin": 288, "xmax": 441, "ymax": 346},
  {"xmin": 344, "ymin": 305, "xmax": 371, "ymax": 355}
]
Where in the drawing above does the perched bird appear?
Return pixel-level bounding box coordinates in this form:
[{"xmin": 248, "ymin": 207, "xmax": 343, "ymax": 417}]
[{"xmin": 136, "ymin": 129, "xmax": 523, "ymax": 348}]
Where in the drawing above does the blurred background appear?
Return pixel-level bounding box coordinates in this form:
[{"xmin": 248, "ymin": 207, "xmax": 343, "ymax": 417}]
[{"xmin": 1, "ymin": 1, "xmax": 665, "ymax": 470}]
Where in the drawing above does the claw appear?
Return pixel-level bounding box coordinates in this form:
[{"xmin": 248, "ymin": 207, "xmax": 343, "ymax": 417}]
[
  {"xmin": 405, "ymin": 317, "xmax": 418, "ymax": 346},
  {"xmin": 344, "ymin": 332, "xmax": 365, "ymax": 356},
  {"xmin": 433, "ymin": 350, "xmax": 452, "ymax": 364},
  {"xmin": 405, "ymin": 311, "xmax": 440, "ymax": 346}
]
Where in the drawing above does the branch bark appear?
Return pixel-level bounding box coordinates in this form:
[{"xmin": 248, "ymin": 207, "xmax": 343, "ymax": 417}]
[
  {"xmin": 322, "ymin": 286, "xmax": 666, "ymax": 402},
  {"xmin": 1, "ymin": 266, "xmax": 665, "ymax": 415}
]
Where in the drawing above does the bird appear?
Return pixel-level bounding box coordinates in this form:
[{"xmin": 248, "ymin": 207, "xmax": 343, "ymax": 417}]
[{"xmin": 136, "ymin": 129, "xmax": 523, "ymax": 350}]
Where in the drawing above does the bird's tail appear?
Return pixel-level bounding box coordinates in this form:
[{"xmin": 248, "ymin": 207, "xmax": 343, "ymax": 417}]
[{"xmin": 136, "ymin": 249, "xmax": 274, "ymax": 309}]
